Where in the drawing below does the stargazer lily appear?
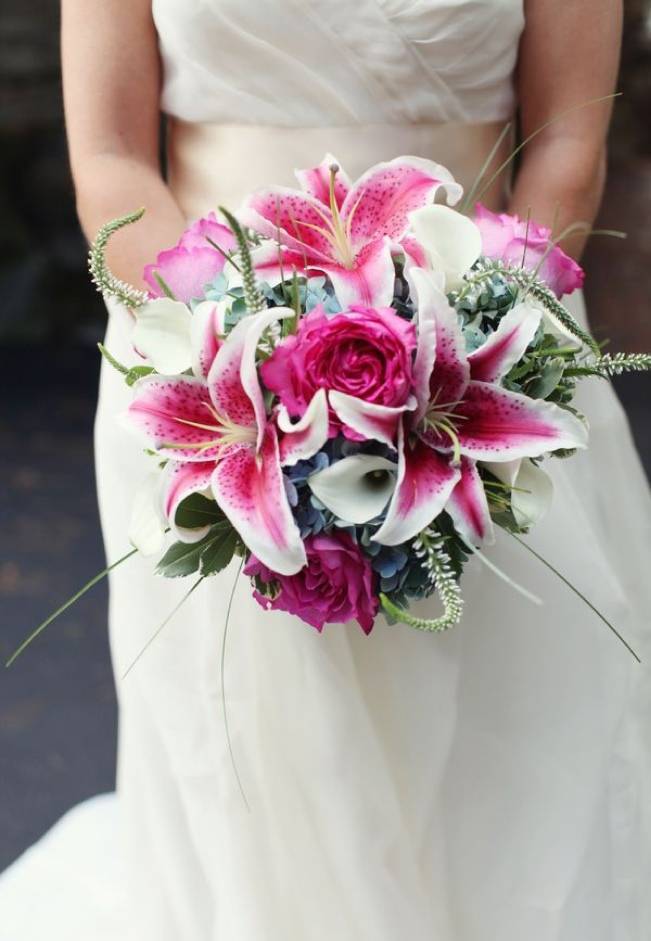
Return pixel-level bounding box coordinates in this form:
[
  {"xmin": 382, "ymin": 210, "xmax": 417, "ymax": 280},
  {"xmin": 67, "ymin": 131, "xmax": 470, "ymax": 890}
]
[
  {"xmin": 238, "ymin": 153, "xmax": 463, "ymax": 308},
  {"xmin": 127, "ymin": 308, "xmax": 328, "ymax": 575},
  {"xmin": 357, "ymin": 269, "xmax": 590, "ymax": 548}
]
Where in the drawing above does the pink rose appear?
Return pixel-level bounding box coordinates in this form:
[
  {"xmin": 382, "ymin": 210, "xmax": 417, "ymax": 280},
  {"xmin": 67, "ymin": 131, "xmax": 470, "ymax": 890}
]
[
  {"xmin": 244, "ymin": 532, "xmax": 379, "ymax": 633},
  {"xmin": 143, "ymin": 212, "xmax": 236, "ymax": 303},
  {"xmin": 261, "ymin": 304, "xmax": 416, "ymax": 438},
  {"xmin": 473, "ymin": 203, "xmax": 584, "ymax": 298}
]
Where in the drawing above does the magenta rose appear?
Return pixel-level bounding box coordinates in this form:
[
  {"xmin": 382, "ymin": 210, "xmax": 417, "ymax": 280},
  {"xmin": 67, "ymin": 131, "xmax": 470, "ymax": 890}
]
[
  {"xmin": 260, "ymin": 304, "xmax": 416, "ymax": 438},
  {"xmin": 244, "ymin": 532, "xmax": 379, "ymax": 633},
  {"xmin": 473, "ymin": 203, "xmax": 584, "ymax": 298},
  {"xmin": 143, "ymin": 211, "xmax": 236, "ymax": 303}
]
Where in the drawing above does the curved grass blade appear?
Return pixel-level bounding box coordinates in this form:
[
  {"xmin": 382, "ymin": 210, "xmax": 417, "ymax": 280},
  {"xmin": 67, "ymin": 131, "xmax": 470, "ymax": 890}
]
[
  {"xmin": 6, "ymin": 547, "xmax": 138, "ymax": 667},
  {"xmin": 122, "ymin": 576, "xmax": 205, "ymax": 679},
  {"xmin": 510, "ymin": 533, "xmax": 641, "ymax": 662},
  {"xmin": 220, "ymin": 559, "xmax": 250, "ymax": 811}
]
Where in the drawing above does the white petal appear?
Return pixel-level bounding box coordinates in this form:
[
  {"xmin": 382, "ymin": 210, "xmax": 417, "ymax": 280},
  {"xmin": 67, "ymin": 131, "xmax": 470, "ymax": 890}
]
[
  {"xmin": 485, "ymin": 458, "xmax": 554, "ymax": 529},
  {"xmin": 308, "ymin": 454, "xmax": 397, "ymax": 524},
  {"xmin": 132, "ymin": 298, "xmax": 193, "ymax": 374},
  {"xmin": 128, "ymin": 472, "xmax": 167, "ymax": 556},
  {"xmin": 408, "ymin": 204, "xmax": 482, "ymax": 291}
]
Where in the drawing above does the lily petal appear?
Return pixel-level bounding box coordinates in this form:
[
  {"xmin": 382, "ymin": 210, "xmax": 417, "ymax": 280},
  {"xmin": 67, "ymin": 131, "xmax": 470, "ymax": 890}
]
[
  {"xmin": 206, "ymin": 317, "xmax": 257, "ymax": 432},
  {"xmin": 163, "ymin": 460, "xmax": 215, "ymax": 543},
  {"xmin": 308, "ymin": 454, "xmax": 398, "ymax": 524},
  {"xmin": 455, "ymin": 381, "xmax": 589, "ymax": 461},
  {"xmin": 427, "ymin": 277, "xmax": 470, "ymax": 406},
  {"xmin": 409, "ymin": 267, "xmax": 443, "ymax": 421},
  {"xmin": 468, "ymin": 301, "xmax": 542, "ymax": 383},
  {"xmin": 210, "ymin": 425, "xmax": 306, "ymax": 575},
  {"xmin": 409, "ymin": 204, "xmax": 482, "ymax": 291},
  {"xmin": 485, "ymin": 458, "xmax": 554, "ymax": 529},
  {"xmin": 341, "ymin": 156, "xmax": 463, "ymax": 249},
  {"xmin": 191, "ymin": 300, "xmax": 226, "ymax": 379},
  {"xmin": 239, "ymin": 188, "xmax": 335, "ymax": 262},
  {"xmin": 241, "ymin": 307, "xmax": 295, "ymax": 451},
  {"xmin": 128, "ymin": 375, "xmax": 225, "ymax": 462},
  {"xmin": 277, "ymin": 388, "xmax": 329, "ymax": 466},
  {"xmin": 295, "ymin": 153, "xmax": 351, "ymax": 209},
  {"xmin": 447, "ymin": 457, "xmax": 494, "ymax": 548},
  {"xmin": 314, "ymin": 236, "xmax": 396, "ymax": 308},
  {"xmin": 373, "ymin": 423, "xmax": 461, "ymax": 546},
  {"xmin": 128, "ymin": 472, "xmax": 167, "ymax": 556},
  {"xmin": 132, "ymin": 298, "xmax": 193, "ymax": 375},
  {"xmin": 329, "ymin": 390, "xmax": 417, "ymax": 448}
]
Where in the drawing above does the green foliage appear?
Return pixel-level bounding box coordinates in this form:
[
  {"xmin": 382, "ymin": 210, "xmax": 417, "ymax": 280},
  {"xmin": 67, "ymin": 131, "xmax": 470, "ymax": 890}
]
[
  {"xmin": 380, "ymin": 527, "xmax": 464, "ymax": 632},
  {"xmin": 174, "ymin": 493, "xmax": 227, "ymax": 530},
  {"xmin": 157, "ymin": 520, "xmax": 242, "ymax": 579}
]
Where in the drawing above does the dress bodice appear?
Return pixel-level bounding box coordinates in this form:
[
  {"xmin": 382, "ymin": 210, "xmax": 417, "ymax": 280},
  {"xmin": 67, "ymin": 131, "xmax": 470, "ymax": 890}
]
[{"xmin": 152, "ymin": 0, "xmax": 524, "ymax": 127}]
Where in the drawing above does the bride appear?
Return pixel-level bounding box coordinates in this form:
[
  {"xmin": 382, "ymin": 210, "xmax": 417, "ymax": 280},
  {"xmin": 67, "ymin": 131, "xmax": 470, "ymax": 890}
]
[{"xmin": 2, "ymin": 1, "xmax": 649, "ymax": 939}]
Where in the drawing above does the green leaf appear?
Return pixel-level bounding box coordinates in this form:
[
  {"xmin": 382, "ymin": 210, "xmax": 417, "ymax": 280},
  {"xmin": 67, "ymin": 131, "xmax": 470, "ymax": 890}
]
[
  {"xmin": 175, "ymin": 493, "xmax": 227, "ymax": 530},
  {"xmin": 126, "ymin": 365, "xmax": 156, "ymax": 386},
  {"xmin": 525, "ymin": 358, "xmax": 565, "ymax": 399},
  {"xmin": 156, "ymin": 533, "xmax": 215, "ymax": 578},
  {"xmin": 200, "ymin": 527, "xmax": 240, "ymax": 576}
]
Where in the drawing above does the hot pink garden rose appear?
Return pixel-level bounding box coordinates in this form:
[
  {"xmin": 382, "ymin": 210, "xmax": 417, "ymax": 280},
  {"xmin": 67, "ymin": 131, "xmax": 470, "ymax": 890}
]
[
  {"xmin": 473, "ymin": 203, "xmax": 584, "ymax": 298},
  {"xmin": 143, "ymin": 211, "xmax": 236, "ymax": 303},
  {"xmin": 244, "ymin": 532, "xmax": 379, "ymax": 633},
  {"xmin": 260, "ymin": 304, "xmax": 417, "ymax": 439}
]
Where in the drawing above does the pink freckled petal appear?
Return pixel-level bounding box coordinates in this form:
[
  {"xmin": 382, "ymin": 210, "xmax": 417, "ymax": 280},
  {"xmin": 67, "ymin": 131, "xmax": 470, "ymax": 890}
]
[
  {"xmin": 210, "ymin": 425, "xmax": 306, "ymax": 575},
  {"xmin": 207, "ymin": 318, "xmax": 256, "ymax": 429},
  {"xmin": 341, "ymin": 156, "xmax": 462, "ymax": 250},
  {"xmin": 468, "ymin": 302, "xmax": 542, "ymax": 384},
  {"xmin": 447, "ymin": 457, "xmax": 494, "ymax": 547},
  {"xmin": 294, "ymin": 153, "xmax": 352, "ymax": 209},
  {"xmin": 455, "ymin": 381, "xmax": 589, "ymax": 461},
  {"xmin": 313, "ymin": 237, "xmax": 396, "ymax": 308},
  {"xmin": 239, "ymin": 187, "xmax": 335, "ymax": 262},
  {"xmin": 163, "ymin": 461, "xmax": 216, "ymax": 543},
  {"xmin": 127, "ymin": 375, "xmax": 224, "ymax": 461},
  {"xmin": 373, "ymin": 422, "xmax": 461, "ymax": 546}
]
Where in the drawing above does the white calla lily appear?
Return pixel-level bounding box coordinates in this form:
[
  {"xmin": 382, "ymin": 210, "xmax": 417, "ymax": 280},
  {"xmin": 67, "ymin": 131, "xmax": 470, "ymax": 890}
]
[
  {"xmin": 408, "ymin": 204, "xmax": 483, "ymax": 290},
  {"xmin": 308, "ymin": 454, "xmax": 398, "ymax": 525},
  {"xmin": 485, "ymin": 458, "xmax": 554, "ymax": 529},
  {"xmin": 129, "ymin": 472, "xmax": 167, "ymax": 556},
  {"xmin": 133, "ymin": 298, "xmax": 193, "ymax": 374}
]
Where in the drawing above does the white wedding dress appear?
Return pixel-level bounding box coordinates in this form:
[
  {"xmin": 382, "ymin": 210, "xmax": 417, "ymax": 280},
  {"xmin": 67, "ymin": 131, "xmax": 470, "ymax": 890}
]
[{"xmin": 2, "ymin": 3, "xmax": 650, "ymax": 939}]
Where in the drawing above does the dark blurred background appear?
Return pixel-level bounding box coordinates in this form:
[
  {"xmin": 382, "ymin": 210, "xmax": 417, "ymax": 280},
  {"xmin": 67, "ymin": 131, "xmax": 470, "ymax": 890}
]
[{"xmin": 0, "ymin": 3, "xmax": 650, "ymax": 871}]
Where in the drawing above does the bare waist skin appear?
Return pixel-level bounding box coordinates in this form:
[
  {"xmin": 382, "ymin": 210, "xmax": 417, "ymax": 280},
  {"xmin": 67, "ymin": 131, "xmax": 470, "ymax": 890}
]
[{"xmin": 165, "ymin": 116, "xmax": 513, "ymax": 221}]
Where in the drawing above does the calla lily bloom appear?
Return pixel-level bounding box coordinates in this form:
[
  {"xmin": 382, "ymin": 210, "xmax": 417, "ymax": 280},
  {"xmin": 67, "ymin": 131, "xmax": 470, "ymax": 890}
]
[
  {"xmin": 368, "ymin": 269, "xmax": 588, "ymax": 547},
  {"xmin": 239, "ymin": 153, "xmax": 462, "ymax": 307},
  {"xmin": 308, "ymin": 454, "xmax": 398, "ymax": 525},
  {"xmin": 127, "ymin": 308, "xmax": 328, "ymax": 575},
  {"xmin": 484, "ymin": 458, "xmax": 554, "ymax": 530},
  {"xmin": 132, "ymin": 298, "xmax": 227, "ymax": 378}
]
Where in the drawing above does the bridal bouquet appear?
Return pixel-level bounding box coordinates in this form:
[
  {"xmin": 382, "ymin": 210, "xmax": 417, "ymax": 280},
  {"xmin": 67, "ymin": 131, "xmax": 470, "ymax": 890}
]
[{"xmin": 81, "ymin": 155, "xmax": 651, "ymax": 639}]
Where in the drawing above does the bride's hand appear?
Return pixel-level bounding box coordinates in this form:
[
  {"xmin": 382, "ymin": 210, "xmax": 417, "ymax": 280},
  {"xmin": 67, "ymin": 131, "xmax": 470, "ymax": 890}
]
[
  {"xmin": 61, "ymin": 0, "xmax": 187, "ymax": 289},
  {"xmin": 509, "ymin": 0, "xmax": 622, "ymax": 260}
]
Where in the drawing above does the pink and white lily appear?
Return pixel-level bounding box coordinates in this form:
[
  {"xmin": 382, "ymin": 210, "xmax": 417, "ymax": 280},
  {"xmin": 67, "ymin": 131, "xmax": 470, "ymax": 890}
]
[
  {"xmin": 126, "ymin": 308, "xmax": 328, "ymax": 575},
  {"xmin": 239, "ymin": 153, "xmax": 463, "ymax": 308},
  {"xmin": 364, "ymin": 269, "xmax": 588, "ymax": 547}
]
